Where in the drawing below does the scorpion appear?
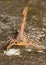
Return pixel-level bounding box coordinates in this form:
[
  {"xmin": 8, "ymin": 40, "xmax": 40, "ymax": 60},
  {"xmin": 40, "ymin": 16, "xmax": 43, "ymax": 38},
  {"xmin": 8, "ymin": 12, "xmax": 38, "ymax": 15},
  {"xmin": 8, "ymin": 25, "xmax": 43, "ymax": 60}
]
[{"xmin": 6, "ymin": 7, "xmax": 43, "ymax": 52}]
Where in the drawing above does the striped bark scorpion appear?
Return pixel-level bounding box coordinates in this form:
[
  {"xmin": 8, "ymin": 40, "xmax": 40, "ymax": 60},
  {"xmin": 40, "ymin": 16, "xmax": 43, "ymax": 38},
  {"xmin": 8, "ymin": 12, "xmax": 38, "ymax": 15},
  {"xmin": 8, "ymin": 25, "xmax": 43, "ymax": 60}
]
[{"xmin": 6, "ymin": 7, "xmax": 43, "ymax": 51}]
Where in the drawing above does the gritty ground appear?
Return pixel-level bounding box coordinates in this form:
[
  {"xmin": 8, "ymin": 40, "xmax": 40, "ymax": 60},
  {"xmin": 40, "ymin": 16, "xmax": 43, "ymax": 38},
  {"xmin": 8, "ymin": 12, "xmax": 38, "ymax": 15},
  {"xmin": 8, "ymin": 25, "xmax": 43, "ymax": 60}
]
[
  {"xmin": 0, "ymin": 49, "xmax": 46, "ymax": 65},
  {"xmin": 0, "ymin": 0, "xmax": 46, "ymax": 65}
]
